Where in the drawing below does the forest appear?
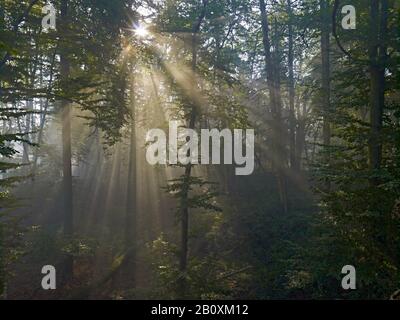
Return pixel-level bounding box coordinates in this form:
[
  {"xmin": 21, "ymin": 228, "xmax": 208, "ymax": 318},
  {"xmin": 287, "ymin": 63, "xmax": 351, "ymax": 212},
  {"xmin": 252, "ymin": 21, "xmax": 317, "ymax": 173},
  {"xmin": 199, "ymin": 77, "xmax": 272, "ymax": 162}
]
[{"xmin": 0, "ymin": 0, "xmax": 399, "ymax": 300}]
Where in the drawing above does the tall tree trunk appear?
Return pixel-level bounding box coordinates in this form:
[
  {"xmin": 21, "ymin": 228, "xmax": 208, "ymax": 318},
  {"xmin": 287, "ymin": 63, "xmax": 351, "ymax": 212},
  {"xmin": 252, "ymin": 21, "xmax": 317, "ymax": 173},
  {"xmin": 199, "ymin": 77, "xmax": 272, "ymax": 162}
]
[
  {"xmin": 60, "ymin": 0, "xmax": 73, "ymax": 280},
  {"xmin": 296, "ymin": 98, "xmax": 307, "ymax": 171},
  {"xmin": 259, "ymin": 0, "xmax": 287, "ymax": 213},
  {"xmin": 287, "ymin": 0, "xmax": 296, "ymax": 171},
  {"xmin": 368, "ymin": 0, "xmax": 392, "ymax": 264},
  {"xmin": 178, "ymin": 0, "xmax": 208, "ymax": 298},
  {"xmin": 178, "ymin": 33, "xmax": 198, "ymax": 300},
  {"xmin": 368, "ymin": 0, "xmax": 387, "ymax": 184},
  {"xmin": 22, "ymin": 100, "xmax": 33, "ymax": 165},
  {"xmin": 320, "ymin": 0, "xmax": 331, "ymax": 190},
  {"xmin": 125, "ymin": 72, "xmax": 137, "ymax": 286}
]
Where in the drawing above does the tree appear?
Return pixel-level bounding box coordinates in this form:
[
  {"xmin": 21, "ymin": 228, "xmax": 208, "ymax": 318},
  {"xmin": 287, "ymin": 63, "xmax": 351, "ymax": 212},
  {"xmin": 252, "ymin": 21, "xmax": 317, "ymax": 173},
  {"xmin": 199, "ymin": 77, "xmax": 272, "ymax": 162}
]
[
  {"xmin": 125, "ymin": 68, "xmax": 137, "ymax": 286},
  {"xmin": 368, "ymin": 0, "xmax": 388, "ymax": 184},
  {"xmin": 59, "ymin": 0, "xmax": 73, "ymax": 279},
  {"xmin": 259, "ymin": 0, "xmax": 287, "ymax": 213},
  {"xmin": 287, "ymin": 0, "xmax": 297, "ymax": 170},
  {"xmin": 320, "ymin": 0, "xmax": 331, "ymax": 190}
]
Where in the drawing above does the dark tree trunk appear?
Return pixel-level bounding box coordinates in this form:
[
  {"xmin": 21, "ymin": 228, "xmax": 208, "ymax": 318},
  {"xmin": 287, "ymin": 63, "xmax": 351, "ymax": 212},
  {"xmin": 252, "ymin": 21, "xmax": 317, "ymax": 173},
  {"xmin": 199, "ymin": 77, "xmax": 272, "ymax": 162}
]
[
  {"xmin": 125, "ymin": 71, "xmax": 137, "ymax": 286},
  {"xmin": 60, "ymin": 0, "xmax": 74, "ymax": 280},
  {"xmin": 259, "ymin": 0, "xmax": 287, "ymax": 213},
  {"xmin": 368, "ymin": 0, "xmax": 387, "ymax": 184},
  {"xmin": 296, "ymin": 100, "xmax": 307, "ymax": 171},
  {"xmin": 320, "ymin": 0, "xmax": 331, "ymax": 147},
  {"xmin": 320, "ymin": 0, "xmax": 331, "ymax": 190},
  {"xmin": 287, "ymin": 0, "xmax": 296, "ymax": 171},
  {"xmin": 178, "ymin": 0, "xmax": 208, "ymax": 298}
]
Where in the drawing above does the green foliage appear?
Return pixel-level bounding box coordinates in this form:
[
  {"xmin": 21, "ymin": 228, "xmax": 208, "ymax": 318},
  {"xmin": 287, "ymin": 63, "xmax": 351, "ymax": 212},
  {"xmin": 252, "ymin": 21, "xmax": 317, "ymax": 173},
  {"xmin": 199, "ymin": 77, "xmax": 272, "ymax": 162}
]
[
  {"xmin": 165, "ymin": 176, "xmax": 221, "ymax": 213},
  {"xmin": 145, "ymin": 228, "xmax": 252, "ymax": 300},
  {"xmin": 1, "ymin": 0, "xmax": 399, "ymax": 300},
  {"xmin": 308, "ymin": 0, "xmax": 400, "ymax": 299}
]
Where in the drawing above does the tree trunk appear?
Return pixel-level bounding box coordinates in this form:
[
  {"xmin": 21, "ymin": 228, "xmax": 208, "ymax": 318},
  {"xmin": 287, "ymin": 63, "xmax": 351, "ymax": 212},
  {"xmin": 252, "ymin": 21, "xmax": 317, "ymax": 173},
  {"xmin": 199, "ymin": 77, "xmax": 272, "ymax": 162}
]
[
  {"xmin": 125, "ymin": 72, "xmax": 137, "ymax": 286},
  {"xmin": 60, "ymin": 0, "xmax": 74, "ymax": 280},
  {"xmin": 21, "ymin": 100, "xmax": 32, "ymax": 165},
  {"xmin": 368, "ymin": 0, "xmax": 387, "ymax": 184},
  {"xmin": 320, "ymin": 0, "xmax": 331, "ymax": 190},
  {"xmin": 287, "ymin": 0, "xmax": 296, "ymax": 171},
  {"xmin": 178, "ymin": 35, "xmax": 197, "ymax": 300},
  {"xmin": 178, "ymin": 0, "xmax": 208, "ymax": 298},
  {"xmin": 296, "ymin": 98, "xmax": 306, "ymax": 170},
  {"xmin": 259, "ymin": 0, "xmax": 287, "ymax": 213},
  {"xmin": 320, "ymin": 0, "xmax": 331, "ymax": 147}
]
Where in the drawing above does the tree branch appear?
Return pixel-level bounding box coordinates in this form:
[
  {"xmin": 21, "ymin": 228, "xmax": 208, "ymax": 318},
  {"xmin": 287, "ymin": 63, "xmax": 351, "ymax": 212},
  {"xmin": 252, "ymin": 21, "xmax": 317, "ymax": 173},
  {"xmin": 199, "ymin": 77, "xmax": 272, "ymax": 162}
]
[
  {"xmin": 0, "ymin": 0, "xmax": 40, "ymax": 71},
  {"xmin": 331, "ymin": 0, "xmax": 368, "ymax": 64}
]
